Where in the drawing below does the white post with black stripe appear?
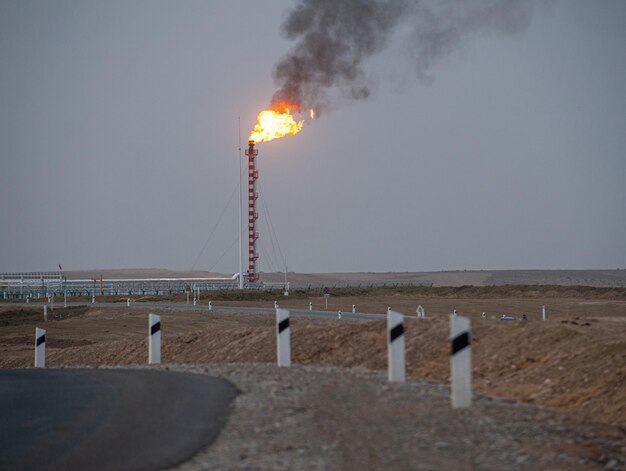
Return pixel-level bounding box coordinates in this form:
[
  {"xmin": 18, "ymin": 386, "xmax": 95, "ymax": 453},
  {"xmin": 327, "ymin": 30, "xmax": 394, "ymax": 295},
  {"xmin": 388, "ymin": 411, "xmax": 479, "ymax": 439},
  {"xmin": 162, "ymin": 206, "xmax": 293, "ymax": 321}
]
[
  {"xmin": 309, "ymin": 302, "xmax": 313, "ymax": 311},
  {"xmin": 35, "ymin": 327, "xmax": 46, "ymax": 368},
  {"xmin": 149, "ymin": 313, "xmax": 161, "ymax": 365},
  {"xmin": 208, "ymin": 301, "xmax": 212, "ymax": 311},
  {"xmin": 276, "ymin": 308, "xmax": 291, "ymax": 367},
  {"xmin": 450, "ymin": 315, "xmax": 472, "ymax": 408},
  {"xmin": 43, "ymin": 304, "xmax": 47, "ymax": 322},
  {"xmin": 387, "ymin": 310, "xmax": 405, "ymax": 382}
]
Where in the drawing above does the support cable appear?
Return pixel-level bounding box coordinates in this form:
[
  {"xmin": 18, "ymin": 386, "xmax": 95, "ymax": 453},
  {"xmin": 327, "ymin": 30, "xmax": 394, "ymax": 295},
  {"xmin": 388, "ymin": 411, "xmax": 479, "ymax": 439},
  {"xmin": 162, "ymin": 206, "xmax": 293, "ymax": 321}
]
[
  {"xmin": 259, "ymin": 197, "xmax": 281, "ymax": 272},
  {"xmin": 258, "ymin": 239, "xmax": 278, "ymax": 273},
  {"xmin": 259, "ymin": 192, "xmax": 286, "ymax": 271},
  {"xmin": 207, "ymin": 236, "xmax": 239, "ymax": 274},
  {"xmin": 191, "ymin": 184, "xmax": 238, "ymax": 271}
]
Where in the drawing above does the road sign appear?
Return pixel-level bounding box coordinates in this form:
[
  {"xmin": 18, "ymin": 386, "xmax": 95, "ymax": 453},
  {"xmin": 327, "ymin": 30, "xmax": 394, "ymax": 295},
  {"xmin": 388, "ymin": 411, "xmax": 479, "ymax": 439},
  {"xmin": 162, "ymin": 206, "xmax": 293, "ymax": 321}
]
[{"xmin": 323, "ymin": 287, "xmax": 330, "ymax": 309}]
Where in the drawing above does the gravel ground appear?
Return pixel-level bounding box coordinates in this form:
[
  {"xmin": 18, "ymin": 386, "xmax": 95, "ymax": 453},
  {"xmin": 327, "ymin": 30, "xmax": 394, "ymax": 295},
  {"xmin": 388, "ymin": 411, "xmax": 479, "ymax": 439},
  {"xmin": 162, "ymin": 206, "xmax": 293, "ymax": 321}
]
[{"xmin": 153, "ymin": 363, "xmax": 626, "ymax": 471}]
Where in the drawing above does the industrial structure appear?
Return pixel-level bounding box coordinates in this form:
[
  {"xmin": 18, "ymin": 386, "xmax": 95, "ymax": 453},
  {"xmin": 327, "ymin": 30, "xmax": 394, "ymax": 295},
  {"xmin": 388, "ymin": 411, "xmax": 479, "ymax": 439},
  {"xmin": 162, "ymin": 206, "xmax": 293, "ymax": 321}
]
[
  {"xmin": 245, "ymin": 140, "xmax": 260, "ymax": 283},
  {"xmin": 0, "ymin": 142, "xmax": 274, "ymax": 298},
  {"xmin": 0, "ymin": 272, "xmax": 240, "ymax": 298}
]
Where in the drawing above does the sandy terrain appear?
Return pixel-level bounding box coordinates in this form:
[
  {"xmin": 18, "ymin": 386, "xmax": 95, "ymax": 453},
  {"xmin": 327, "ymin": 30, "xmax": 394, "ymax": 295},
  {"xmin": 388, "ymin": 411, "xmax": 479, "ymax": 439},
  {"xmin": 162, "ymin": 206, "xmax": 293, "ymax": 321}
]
[
  {"xmin": 1, "ymin": 286, "xmax": 624, "ymax": 428},
  {"xmin": 170, "ymin": 364, "xmax": 625, "ymax": 470}
]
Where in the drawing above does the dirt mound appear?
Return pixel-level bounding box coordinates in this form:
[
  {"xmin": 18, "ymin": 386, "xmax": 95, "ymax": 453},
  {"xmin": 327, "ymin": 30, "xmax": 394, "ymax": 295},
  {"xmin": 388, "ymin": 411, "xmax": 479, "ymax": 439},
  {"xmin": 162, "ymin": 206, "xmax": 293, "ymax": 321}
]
[
  {"xmin": 0, "ymin": 305, "xmax": 89, "ymax": 327},
  {"xmin": 79, "ymin": 284, "xmax": 626, "ymax": 303},
  {"xmin": 0, "ymin": 294, "xmax": 624, "ymax": 426}
]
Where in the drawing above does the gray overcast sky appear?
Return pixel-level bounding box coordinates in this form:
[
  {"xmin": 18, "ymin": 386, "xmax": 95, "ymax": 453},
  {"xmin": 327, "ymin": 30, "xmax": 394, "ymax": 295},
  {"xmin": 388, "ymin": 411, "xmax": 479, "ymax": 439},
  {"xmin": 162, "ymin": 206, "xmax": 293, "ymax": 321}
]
[{"xmin": 1, "ymin": 0, "xmax": 625, "ymax": 274}]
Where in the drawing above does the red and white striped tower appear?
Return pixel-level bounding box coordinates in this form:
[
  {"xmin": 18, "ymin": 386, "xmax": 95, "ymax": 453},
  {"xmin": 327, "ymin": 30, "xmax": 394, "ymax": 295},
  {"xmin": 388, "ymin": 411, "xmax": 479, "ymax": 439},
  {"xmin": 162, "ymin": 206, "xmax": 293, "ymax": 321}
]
[{"xmin": 245, "ymin": 140, "xmax": 259, "ymax": 283}]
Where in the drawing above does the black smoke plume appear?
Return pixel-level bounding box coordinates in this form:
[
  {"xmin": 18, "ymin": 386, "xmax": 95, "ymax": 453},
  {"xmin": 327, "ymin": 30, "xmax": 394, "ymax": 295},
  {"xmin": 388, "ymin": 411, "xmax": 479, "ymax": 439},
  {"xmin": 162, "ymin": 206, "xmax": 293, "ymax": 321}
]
[{"xmin": 270, "ymin": 0, "xmax": 538, "ymax": 115}]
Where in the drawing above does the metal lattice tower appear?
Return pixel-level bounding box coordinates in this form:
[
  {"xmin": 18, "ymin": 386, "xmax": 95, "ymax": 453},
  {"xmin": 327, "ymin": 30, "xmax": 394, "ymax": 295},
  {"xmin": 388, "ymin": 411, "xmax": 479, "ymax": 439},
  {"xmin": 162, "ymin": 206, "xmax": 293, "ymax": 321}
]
[{"xmin": 245, "ymin": 140, "xmax": 259, "ymax": 283}]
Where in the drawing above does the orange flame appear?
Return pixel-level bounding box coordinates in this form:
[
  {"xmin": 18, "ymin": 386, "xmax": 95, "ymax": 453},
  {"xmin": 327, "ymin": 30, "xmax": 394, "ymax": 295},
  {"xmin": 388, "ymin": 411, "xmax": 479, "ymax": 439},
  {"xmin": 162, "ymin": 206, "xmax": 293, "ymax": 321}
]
[{"xmin": 249, "ymin": 101, "xmax": 310, "ymax": 143}]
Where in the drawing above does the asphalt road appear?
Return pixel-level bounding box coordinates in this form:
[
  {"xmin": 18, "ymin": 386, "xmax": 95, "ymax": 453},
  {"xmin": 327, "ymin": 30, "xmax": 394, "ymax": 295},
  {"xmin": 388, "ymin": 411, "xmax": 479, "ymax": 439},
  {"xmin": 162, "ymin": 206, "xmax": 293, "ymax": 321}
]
[
  {"xmin": 116, "ymin": 301, "xmax": 388, "ymax": 320},
  {"xmin": 0, "ymin": 368, "xmax": 238, "ymax": 471},
  {"xmin": 2, "ymin": 300, "xmax": 390, "ymax": 320}
]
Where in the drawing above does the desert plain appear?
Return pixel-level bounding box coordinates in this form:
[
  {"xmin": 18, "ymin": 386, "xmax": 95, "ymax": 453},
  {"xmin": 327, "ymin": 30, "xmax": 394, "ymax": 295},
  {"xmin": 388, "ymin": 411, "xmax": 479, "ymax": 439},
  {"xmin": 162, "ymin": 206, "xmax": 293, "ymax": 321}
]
[{"xmin": 1, "ymin": 270, "xmax": 625, "ymax": 469}]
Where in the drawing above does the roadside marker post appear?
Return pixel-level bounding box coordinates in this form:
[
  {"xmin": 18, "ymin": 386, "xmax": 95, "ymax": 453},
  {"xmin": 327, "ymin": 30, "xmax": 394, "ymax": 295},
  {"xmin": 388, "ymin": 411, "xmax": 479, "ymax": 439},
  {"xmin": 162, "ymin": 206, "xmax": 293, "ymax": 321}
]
[
  {"xmin": 127, "ymin": 298, "xmax": 131, "ymax": 307},
  {"xmin": 352, "ymin": 304, "xmax": 356, "ymax": 313},
  {"xmin": 309, "ymin": 302, "xmax": 313, "ymax": 311},
  {"xmin": 208, "ymin": 301, "xmax": 212, "ymax": 311},
  {"xmin": 276, "ymin": 308, "xmax": 291, "ymax": 367},
  {"xmin": 274, "ymin": 301, "xmax": 279, "ymax": 309},
  {"xmin": 149, "ymin": 313, "xmax": 161, "ymax": 365},
  {"xmin": 91, "ymin": 295, "xmax": 95, "ymax": 304},
  {"xmin": 186, "ymin": 292, "xmax": 190, "ymax": 305},
  {"xmin": 43, "ymin": 305, "xmax": 47, "ymax": 322},
  {"xmin": 387, "ymin": 310, "xmax": 405, "ymax": 382},
  {"xmin": 450, "ymin": 315, "xmax": 472, "ymax": 408},
  {"xmin": 35, "ymin": 328, "xmax": 46, "ymax": 368},
  {"xmin": 338, "ymin": 310, "xmax": 342, "ymax": 319},
  {"xmin": 541, "ymin": 305, "xmax": 546, "ymax": 321}
]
